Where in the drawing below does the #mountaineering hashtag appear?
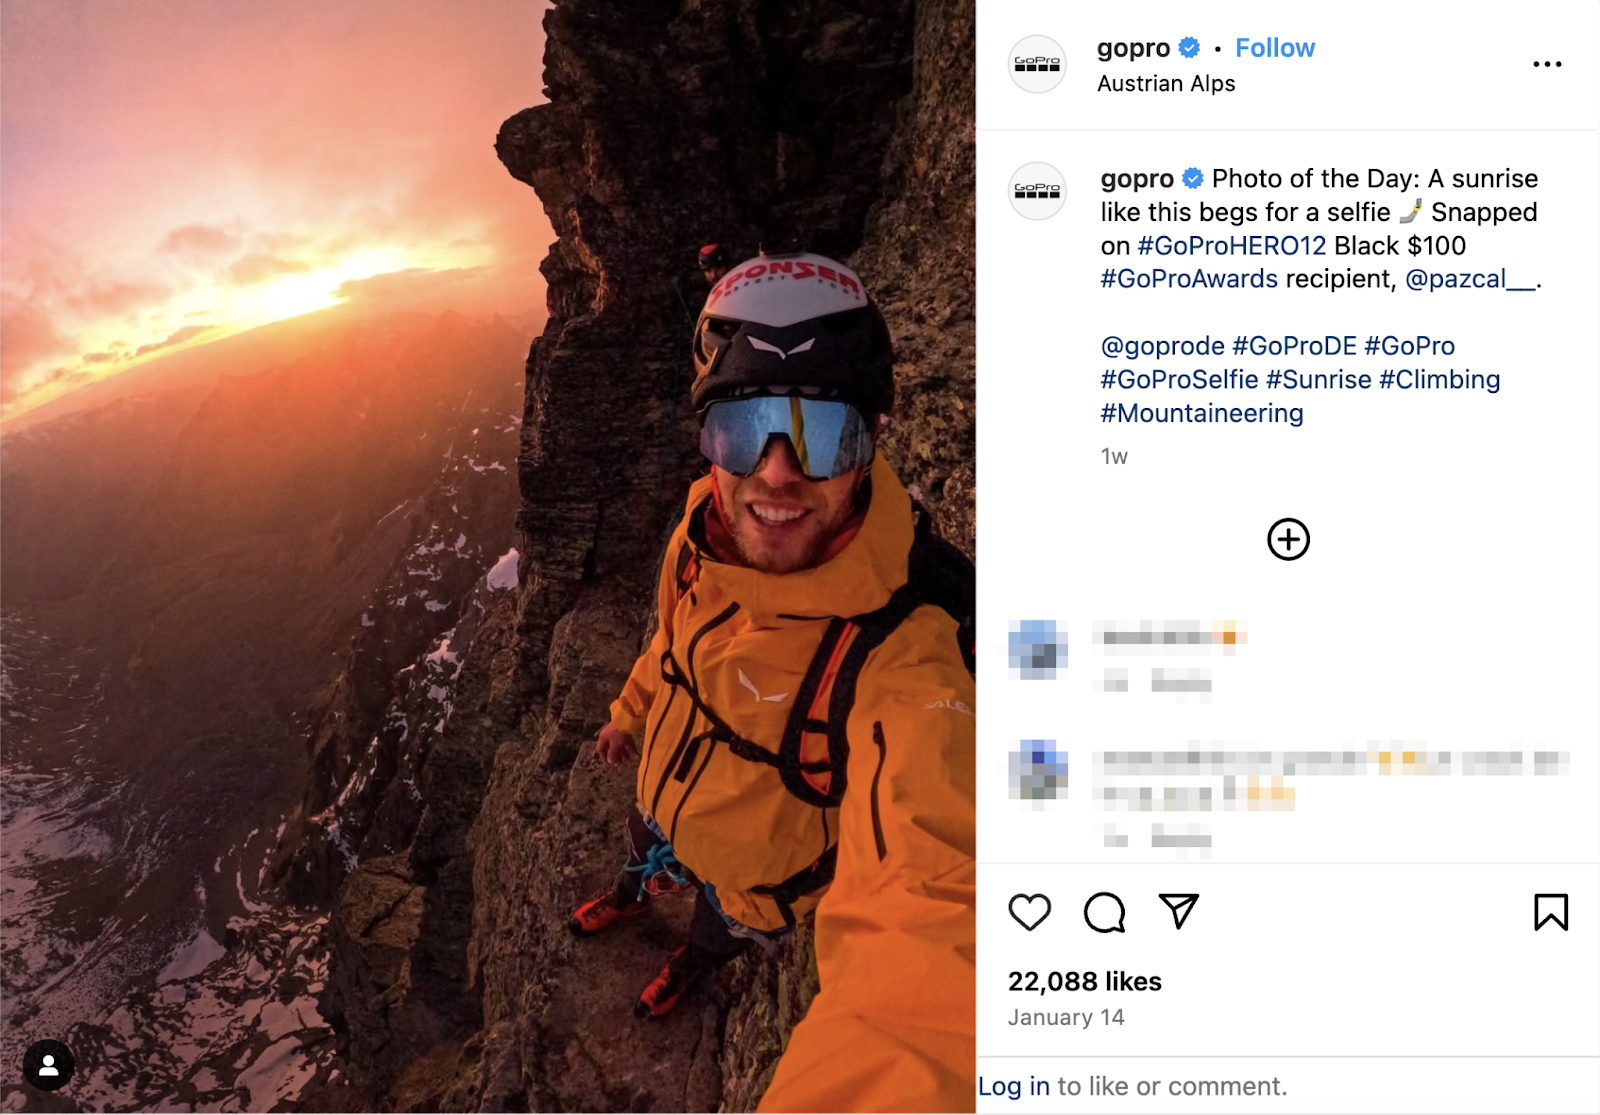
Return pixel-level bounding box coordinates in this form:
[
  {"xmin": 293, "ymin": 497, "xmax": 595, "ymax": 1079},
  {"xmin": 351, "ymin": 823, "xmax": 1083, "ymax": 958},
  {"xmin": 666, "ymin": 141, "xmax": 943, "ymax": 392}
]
[{"xmin": 1101, "ymin": 403, "xmax": 1116, "ymax": 421}]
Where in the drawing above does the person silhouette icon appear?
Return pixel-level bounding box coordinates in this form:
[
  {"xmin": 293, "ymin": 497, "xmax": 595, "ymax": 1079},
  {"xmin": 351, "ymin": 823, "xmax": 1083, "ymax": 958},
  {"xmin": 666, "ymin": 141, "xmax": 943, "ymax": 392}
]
[{"xmin": 23, "ymin": 1039, "xmax": 75, "ymax": 1090}]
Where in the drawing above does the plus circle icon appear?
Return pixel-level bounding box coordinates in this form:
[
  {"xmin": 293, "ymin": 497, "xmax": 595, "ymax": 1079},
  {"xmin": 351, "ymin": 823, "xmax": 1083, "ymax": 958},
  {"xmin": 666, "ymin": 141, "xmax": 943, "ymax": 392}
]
[{"xmin": 1267, "ymin": 517, "xmax": 1310, "ymax": 561}]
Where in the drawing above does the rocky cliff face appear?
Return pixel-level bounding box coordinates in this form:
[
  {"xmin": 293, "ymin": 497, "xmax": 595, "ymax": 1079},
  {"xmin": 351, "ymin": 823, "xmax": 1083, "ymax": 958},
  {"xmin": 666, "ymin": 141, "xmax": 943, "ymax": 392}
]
[
  {"xmin": 269, "ymin": 404, "xmax": 523, "ymax": 907},
  {"xmin": 306, "ymin": 1, "xmax": 973, "ymax": 1109}
]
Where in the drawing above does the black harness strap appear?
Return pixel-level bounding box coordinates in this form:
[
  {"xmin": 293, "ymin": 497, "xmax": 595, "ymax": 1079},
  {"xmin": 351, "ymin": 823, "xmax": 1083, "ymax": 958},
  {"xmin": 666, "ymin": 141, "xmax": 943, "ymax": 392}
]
[
  {"xmin": 821, "ymin": 582, "xmax": 924, "ymax": 802},
  {"xmin": 774, "ymin": 616, "xmax": 852, "ymax": 808},
  {"xmin": 750, "ymin": 844, "xmax": 839, "ymax": 929},
  {"xmin": 673, "ymin": 540, "xmax": 699, "ymax": 605}
]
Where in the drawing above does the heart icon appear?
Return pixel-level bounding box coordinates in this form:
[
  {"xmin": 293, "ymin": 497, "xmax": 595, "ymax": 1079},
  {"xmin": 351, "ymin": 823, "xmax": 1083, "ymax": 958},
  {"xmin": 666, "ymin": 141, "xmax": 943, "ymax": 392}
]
[{"xmin": 1009, "ymin": 893, "xmax": 1051, "ymax": 931}]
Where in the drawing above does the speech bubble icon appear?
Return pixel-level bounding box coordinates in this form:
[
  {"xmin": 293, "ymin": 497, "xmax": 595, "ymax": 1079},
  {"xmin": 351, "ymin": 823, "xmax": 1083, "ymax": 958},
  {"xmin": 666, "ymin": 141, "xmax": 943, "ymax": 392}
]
[{"xmin": 1084, "ymin": 891, "xmax": 1127, "ymax": 933}]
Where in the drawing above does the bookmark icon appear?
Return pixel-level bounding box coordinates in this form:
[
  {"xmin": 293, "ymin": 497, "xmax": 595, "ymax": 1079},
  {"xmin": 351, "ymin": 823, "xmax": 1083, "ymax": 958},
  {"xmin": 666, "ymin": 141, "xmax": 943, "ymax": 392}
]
[{"xmin": 1534, "ymin": 893, "xmax": 1569, "ymax": 932}]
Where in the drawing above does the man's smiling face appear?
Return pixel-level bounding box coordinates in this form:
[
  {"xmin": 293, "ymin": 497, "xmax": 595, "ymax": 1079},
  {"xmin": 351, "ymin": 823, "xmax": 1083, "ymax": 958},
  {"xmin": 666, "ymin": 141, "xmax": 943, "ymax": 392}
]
[{"xmin": 714, "ymin": 435, "xmax": 863, "ymax": 573}]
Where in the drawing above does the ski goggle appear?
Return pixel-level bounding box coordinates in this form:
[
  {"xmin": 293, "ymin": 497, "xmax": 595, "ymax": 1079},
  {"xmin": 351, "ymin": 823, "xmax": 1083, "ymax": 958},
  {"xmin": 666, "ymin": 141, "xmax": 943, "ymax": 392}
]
[{"xmin": 700, "ymin": 395, "xmax": 875, "ymax": 480}]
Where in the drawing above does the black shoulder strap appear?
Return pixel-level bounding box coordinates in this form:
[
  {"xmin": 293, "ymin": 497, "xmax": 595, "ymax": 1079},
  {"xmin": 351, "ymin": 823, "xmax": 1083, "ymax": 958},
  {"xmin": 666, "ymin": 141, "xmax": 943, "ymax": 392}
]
[
  {"xmin": 901, "ymin": 503, "xmax": 976, "ymax": 675},
  {"xmin": 772, "ymin": 580, "xmax": 929, "ymax": 810},
  {"xmin": 818, "ymin": 504, "xmax": 975, "ymax": 798},
  {"xmin": 815, "ymin": 581, "xmax": 924, "ymax": 804},
  {"xmin": 671, "ymin": 537, "xmax": 701, "ymax": 605},
  {"xmin": 772, "ymin": 503, "xmax": 975, "ymax": 809},
  {"xmin": 749, "ymin": 844, "xmax": 838, "ymax": 929},
  {"xmin": 673, "ymin": 540, "xmax": 693, "ymax": 593}
]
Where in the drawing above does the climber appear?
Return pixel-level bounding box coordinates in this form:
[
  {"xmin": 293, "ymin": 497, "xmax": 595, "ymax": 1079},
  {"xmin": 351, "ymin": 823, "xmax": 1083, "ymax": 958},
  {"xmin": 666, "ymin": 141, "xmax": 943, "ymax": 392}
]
[
  {"xmin": 698, "ymin": 242, "xmax": 731, "ymax": 284},
  {"xmin": 570, "ymin": 250, "xmax": 975, "ymax": 1113},
  {"xmin": 672, "ymin": 243, "xmax": 731, "ymax": 331}
]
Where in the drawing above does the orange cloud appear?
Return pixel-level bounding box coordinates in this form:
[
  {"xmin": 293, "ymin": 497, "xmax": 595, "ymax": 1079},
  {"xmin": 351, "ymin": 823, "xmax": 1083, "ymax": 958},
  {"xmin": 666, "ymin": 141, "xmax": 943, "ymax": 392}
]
[
  {"xmin": 2, "ymin": 364, "xmax": 92, "ymax": 407},
  {"xmin": 63, "ymin": 278, "xmax": 172, "ymax": 318},
  {"xmin": 133, "ymin": 324, "xmax": 216, "ymax": 357},
  {"xmin": 159, "ymin": 223, "xmax": 243, "ymax": 259},
  {"xmin": 227, "ymin": 253, "xmax": 311, "ymax": 286},
  {"xmin": 0, "ymin": 298, "xmax": 72, "ymax": 377}
]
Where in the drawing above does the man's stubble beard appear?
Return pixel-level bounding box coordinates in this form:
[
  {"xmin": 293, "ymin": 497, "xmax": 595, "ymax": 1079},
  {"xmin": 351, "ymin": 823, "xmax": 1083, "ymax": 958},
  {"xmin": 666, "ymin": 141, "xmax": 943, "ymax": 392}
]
[
  {"xmin": 730, "ymin": 505, "xmax": 836, "ymax": 573},
  {"xmin": 728, "ymin": 482, "xmax": 857, "ymax": 574}
]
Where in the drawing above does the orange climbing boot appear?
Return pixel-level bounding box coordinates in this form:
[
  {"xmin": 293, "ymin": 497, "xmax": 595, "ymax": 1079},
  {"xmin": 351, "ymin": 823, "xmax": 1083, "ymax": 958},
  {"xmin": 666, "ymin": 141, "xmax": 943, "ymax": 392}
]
[
  {"xmin": 568, "ymin": 884, "xmax": 646, "ymax": 937},
  {"xmin": 634, "ymin": 946, "xmax": 707, "ymax": 1019}
]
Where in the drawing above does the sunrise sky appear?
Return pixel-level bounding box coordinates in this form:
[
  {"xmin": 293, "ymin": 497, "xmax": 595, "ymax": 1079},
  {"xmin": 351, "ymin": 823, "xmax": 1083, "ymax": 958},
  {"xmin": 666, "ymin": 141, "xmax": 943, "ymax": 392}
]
[{"xmin": 0, "ymin": 0, "xmax": 552, "ymax": 424}]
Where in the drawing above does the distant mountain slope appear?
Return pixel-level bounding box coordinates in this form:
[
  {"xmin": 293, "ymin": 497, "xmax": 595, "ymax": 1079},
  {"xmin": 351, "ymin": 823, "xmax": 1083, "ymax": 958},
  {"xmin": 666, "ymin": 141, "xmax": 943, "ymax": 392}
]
[
  {"xmin": 3, "ymin": 311, "xmax": 530, "ymax": 749},
  {"xmin": 1, "ymin": 393, "xmax": 201, "ymax": 603},
  {"xmin": 0, "ymin": 307, "xmax": 532, "ymax": 1111}
]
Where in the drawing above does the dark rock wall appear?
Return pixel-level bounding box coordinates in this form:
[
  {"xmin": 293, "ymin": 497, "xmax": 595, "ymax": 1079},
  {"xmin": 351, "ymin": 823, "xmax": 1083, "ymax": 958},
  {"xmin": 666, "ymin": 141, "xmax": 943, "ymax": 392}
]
[
  {"xmin": 853, "ymin": 0, "xmax": 976, "ymax": 551},
  {"xmin": 305, "ymin": 0, "xmax": 973, "ymax": 1108}
]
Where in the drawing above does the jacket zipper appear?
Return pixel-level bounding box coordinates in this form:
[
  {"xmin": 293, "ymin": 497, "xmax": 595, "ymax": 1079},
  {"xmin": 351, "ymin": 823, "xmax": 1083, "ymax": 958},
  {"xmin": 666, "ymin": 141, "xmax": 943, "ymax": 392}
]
[
  {"xmin": 669, "ymin": 736, "xmax": 720, "ymax": 844},
  {"xmin": 650, "ymin": 601, "xmax": 740, "ymax": 815},
  {"xmin": 869, "ymin": 721, "xmax": 889, "ymax": 860},
  {"xmin": 639, "ymin": 681, "xmax": 677, "ymax": 777},
  {"xmin": 652, "ymin": 711, "xmax": 699, "ymax": 818}
]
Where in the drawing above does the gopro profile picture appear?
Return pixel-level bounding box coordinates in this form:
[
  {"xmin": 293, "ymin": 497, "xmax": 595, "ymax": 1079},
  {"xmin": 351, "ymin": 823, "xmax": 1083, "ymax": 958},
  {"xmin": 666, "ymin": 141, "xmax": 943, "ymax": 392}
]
[
  {"xmin": 1010, "ymin": 34, "xmax": 1065, "ymax": 93},
  {"xmin": 1010, "ymin": 741, "xmax": 1067, "ymax": 804},
  {"xmin": 1009, "ymin": 619, "xmax": 1063, "ymax": 679},
  {"xmin": 1010, "ymin": 162, "xmax": 1065, "ymax": 220}
]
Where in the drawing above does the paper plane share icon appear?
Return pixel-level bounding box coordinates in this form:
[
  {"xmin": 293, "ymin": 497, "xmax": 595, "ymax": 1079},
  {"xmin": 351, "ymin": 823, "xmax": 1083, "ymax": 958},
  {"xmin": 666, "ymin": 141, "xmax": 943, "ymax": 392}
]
[{"xmin": 1159, "ymin": 893, "xmax": 1199, "ymax": 930}]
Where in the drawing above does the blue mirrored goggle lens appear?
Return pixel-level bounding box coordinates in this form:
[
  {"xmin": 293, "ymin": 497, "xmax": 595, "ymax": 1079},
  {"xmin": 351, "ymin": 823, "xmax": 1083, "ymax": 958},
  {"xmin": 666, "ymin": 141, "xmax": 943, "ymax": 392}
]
[{"xmin": 700, "ymin": 397, "xmax": 874, "ymax": 480}]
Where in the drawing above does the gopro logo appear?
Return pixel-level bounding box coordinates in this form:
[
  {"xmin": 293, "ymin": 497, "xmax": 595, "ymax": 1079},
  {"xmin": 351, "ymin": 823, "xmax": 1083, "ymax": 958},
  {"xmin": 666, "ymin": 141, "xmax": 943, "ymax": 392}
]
[
  {"xmin": 1010, "ymin": 34, "xmax": 1066, "ymax": 94},
  {"xmin": 1009, "ymin": 162, "xmax": 1066, "ymax": 220}
]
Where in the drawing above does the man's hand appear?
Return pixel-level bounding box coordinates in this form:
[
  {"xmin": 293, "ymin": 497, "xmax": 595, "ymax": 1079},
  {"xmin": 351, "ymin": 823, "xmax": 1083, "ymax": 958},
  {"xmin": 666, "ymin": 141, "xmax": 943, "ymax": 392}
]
[{"xmin": 596, "ymin": 724, "xmax": 638, "ymax": 765}]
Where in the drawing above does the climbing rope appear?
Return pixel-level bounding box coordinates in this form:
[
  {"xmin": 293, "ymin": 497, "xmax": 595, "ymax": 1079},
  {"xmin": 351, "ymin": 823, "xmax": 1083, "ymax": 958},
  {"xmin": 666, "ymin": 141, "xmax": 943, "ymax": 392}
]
[{"xmin": 626, "ymin": 841, "xmax": 691, "ymax": 895}]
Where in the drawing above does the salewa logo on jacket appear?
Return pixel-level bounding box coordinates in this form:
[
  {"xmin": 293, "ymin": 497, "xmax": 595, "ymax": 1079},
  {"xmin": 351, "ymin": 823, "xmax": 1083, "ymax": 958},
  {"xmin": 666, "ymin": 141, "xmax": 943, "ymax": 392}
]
[{"xmin": 737, "ymin": 668, "xmax": 789, "ymax": 704}]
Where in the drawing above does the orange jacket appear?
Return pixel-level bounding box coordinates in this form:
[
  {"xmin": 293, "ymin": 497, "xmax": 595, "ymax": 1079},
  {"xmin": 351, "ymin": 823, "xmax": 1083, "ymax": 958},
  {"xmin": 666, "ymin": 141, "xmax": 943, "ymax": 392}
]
[{"xmin": 609, "ymin": 455, "xmax": 975, "ymax": 1112}]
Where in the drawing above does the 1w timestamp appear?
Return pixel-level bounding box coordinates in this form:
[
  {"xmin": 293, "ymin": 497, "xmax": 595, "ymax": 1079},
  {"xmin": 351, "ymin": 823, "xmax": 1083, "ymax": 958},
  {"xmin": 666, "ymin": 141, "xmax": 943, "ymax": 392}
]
[{"xmin": 1009, "ymin": 970, "xmax": 1163, "ymax": 993}]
